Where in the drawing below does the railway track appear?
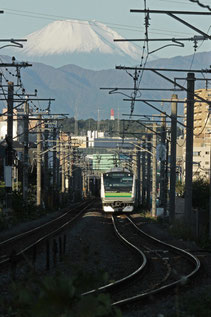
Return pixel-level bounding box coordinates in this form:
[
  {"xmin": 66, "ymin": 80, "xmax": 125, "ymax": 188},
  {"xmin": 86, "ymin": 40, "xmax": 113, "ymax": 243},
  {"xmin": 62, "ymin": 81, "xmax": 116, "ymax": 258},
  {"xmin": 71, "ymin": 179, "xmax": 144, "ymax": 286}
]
[
  {"xmin": 0, "ymin": 199, "xmax": 95, "ymax": 268},
  {"xmin": 82, "ymin": 214, "xmax": 201, "ymax": 309},
  {"xmin": 112, "ymin": 215, "xmax": 200, "ymax": 307}
]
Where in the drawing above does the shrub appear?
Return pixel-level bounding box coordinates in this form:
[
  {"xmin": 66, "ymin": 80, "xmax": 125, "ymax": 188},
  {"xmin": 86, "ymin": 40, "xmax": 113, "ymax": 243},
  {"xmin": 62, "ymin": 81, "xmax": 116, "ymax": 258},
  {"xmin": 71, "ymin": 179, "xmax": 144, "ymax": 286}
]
[
  {"xmin": 0, "ymin": 270, "xmax": 122, "ymax": 317},
  {"xmin": 175, "ymin": 181, "xmax": 184, "ymax": 197},
  {"xmin": 192, "ymin": 177, "xmax": 209, "ymax": 210}
]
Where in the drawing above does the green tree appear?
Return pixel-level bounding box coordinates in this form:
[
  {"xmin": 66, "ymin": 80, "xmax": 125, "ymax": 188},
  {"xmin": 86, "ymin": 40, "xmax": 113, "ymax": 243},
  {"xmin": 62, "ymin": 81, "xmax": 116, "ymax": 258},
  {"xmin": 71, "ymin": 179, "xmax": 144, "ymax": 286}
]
[{"xmin": 192, "ymin": 177, "xmax": 209, "ymax": 210}]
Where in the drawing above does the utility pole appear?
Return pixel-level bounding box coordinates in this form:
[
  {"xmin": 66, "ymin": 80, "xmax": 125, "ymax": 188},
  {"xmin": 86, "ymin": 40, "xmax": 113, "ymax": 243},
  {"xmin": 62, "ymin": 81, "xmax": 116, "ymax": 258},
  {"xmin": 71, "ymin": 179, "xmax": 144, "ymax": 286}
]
[
  {"xmin": 160, "ymin": 113, "xmax": 166, "ymax": 208},
  {"xmin": 52, "ymin": 127, "xmax": 57, "ymax": 191},
  {"xmin": 44, "ymin": 122, "xmax": 49, "ymax": 209},
  {"xmin": 52, "ymin": 127, "xmax": 57, "ymax": 207},
  {"xmin": 152, "ymin": 123, "xmax": 157, "ymax": 217},
  {"xmin": 184, "ymin": 73, "xmax": 195, "ymax": 224},
  {"xmin": 74, "ymin": 115, "xmax": 78, "ymax": 136},
  {"xmin": 164, "ymin": 139, "xmax": 169, "ymax": 216},
  {"xmin": 135, "ymin": 145, "xmax": 141, "ymax": 207},
  {"xmin": 169, "ymin": 94, "xmax": 178, "ymax": 223},
  {"xmin": 209, "ymin": 141, "xmax": 211, "ymax": 239},
  {"xmin": 147, "ymin": 133, "xmax": 152, "ymax": 210},
  {"xmin": 56, "ymin": 132, "xmax": 60, "ymax": 192},
  {"xmin": 5, "ymin": 81, "xmax": 14, "ymax": 210},
  {"xmin": 69, "ymin": 144, "xmax": 73, "ymax": 201},
  {"xmin": 64, "ymin": 139, "xmax": 69, "ymax": 194},
  {"xmin": 68, "ymin": 141, "xmax": 71, "ymax": 195},
  {"xmin": 61, "ymin": 134, "xmax": 65, "ymax": 195},
  {"xmin": 36, "ymin": 114, "xmax": 42, "ymax": 206},
  {"xmin": 142, "ymin": 138, "xmax": 146, "ymax": 206},
  {"xmin": 22, "ymin": 98, "xmax": 29, "ymax": 203},
  {"xmin": 117, "ymin": 107, "xmax": 120, "ymax": 134},
  {"xmin": 97, "ymin": 108, "xmax": 100, "ymax": 133},
  {"xmin": 12, "ymin": 159, "xmax": 19, "ymax": 192}
]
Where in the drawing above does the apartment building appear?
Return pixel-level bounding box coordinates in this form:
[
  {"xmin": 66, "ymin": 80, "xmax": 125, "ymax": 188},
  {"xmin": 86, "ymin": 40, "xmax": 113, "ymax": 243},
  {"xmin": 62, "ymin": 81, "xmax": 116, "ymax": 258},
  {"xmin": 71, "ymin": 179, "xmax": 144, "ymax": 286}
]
[{"xmin": 184, "ymin": 88, "xmax": 211, "ymax": 179}]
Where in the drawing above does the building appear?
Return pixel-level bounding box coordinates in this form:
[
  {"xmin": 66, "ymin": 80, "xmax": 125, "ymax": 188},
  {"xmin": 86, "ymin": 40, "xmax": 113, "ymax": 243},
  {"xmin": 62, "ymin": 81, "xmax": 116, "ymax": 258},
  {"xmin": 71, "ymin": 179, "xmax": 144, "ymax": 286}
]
[
  {"xmin": 183, "ymin": 88, "xmax": 211, "ymax": 179},
  {"xmin": 0, "ymin": 107, "xmax": 37, "ymax": 144}
]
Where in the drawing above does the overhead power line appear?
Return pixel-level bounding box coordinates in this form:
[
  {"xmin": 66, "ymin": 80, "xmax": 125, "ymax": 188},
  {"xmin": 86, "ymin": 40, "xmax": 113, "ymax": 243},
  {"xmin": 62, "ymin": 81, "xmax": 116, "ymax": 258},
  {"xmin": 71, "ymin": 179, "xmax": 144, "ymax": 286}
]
[
  {"xmin": 2, "ymin": 8, "xmax": 193, "ymax": 36},
  {"xmin": 187, "ymin": 0, "xmax": 211, "ymax": 11}
]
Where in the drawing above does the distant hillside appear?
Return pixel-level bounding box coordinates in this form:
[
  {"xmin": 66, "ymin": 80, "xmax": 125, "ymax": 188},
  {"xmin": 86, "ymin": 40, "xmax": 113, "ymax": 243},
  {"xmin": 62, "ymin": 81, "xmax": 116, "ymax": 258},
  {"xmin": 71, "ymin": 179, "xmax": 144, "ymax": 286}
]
[{"xmin": 0, "ymin": 51, "xmax": 210, "ymax": 119}]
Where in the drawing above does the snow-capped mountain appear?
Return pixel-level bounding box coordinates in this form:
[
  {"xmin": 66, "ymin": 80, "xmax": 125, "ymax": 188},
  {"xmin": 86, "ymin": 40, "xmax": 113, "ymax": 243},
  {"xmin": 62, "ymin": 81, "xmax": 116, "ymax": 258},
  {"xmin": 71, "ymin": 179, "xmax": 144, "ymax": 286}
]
[
  {"xmin": 23, "ymin": 20, "xmax": 140, "ymax": 58},
  {"xmin": 8, "ymin": 20, "xmax": 143, "ymax": 69}
]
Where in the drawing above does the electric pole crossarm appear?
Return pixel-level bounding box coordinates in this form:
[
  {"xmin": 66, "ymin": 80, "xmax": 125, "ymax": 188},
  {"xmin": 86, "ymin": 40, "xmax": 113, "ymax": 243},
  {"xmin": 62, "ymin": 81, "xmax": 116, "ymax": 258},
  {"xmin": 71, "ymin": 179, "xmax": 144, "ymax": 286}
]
[
  {"xmin": 114, "ymin": 36, "xmax": 208, "ymax": 42},
  {"xmin": 122, "ymin": 114, "xmax": 185, "ymax": 118},
  {"xmin": 100, "ymin": 87, "xmax": 183, "ymax": 92},
  {"xmin": 130, "ymin": 9, "xmax": 211, "ymax": 15},
  {"xmin": 124, "ymin": 98, "xmax": 186, "ymax": 103},
  {"xmin": 0, "ymin": 62, "xmax": 32, "ymax": 67},
  {"xmin": 0, "ymin": 98, "xmax": 55, "ymax": 101},
  {"xmin": 116, "ymin": 66, "xmax": 211, "ymax": 73},
  {"xmin": 0, "ymin": 39, "xmax": 26, "ymax": 42}
]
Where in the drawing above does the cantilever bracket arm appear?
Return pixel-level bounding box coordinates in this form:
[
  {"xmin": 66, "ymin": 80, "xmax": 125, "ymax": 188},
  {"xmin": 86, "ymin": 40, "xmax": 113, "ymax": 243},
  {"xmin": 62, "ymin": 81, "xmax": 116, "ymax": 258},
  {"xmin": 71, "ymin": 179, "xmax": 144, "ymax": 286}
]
[
  {"xmin": 168, "ymin": 13, "xmax": 211, "ymax": 39},
  {"xmin": 108, "ymin": 88, "xmax": 118, "ymax": 94},
  {"xmin": 151, "ymin": 69, "xmax": 211, "ymax": 107},
  {"xmin": 149, "ymin": 39, "xmax": 184, "ymax": 55},
  {"xmin": 100, "ymin": 87, "xmax": 132, "ymax": 98},
  {"xmin": 0, "ymin": 38, "xmax": 27, "ymax": 50}
]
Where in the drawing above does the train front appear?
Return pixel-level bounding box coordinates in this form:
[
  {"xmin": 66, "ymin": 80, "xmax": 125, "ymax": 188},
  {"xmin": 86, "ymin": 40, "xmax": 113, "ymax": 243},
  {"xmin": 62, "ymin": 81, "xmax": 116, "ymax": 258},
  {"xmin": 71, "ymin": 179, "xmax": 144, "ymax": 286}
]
[{"xmin": 101, "ymin": 170, "xmax": 135, "ymax": 212}]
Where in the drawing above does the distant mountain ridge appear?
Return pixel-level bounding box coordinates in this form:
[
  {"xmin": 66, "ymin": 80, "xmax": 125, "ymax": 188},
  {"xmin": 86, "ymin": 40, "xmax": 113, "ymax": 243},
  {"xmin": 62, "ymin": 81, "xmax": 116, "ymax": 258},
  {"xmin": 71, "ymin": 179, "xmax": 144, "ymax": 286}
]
[{"xmin": 0, "ymin": 50, "xmax": 210, "ymax": 119}]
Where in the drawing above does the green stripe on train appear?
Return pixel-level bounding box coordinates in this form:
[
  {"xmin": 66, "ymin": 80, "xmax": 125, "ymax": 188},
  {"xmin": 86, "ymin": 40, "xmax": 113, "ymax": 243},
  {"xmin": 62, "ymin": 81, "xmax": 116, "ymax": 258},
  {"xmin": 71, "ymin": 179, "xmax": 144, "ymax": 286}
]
[{"xmin": 105, "ymin": 193, "xmax": 132, "ymax": 197}]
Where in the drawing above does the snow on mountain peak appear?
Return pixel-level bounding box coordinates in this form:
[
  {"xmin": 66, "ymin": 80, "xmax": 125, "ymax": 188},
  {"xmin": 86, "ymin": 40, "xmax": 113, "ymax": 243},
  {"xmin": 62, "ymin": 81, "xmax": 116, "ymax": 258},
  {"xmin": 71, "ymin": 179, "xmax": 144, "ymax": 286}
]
[{"xmin": 22, "ymin": 19, "xmax": 141, "ymax": 60}]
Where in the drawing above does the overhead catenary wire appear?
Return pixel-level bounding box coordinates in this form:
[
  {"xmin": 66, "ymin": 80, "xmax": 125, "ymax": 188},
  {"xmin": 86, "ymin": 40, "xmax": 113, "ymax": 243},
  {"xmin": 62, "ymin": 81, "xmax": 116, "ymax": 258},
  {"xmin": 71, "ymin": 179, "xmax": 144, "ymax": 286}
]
[
  {"xmin": 2, "ymin": 8, "xmax": 193, "ymax": 37},
  {"xmin": 124, "ymin": 0, "xmax": 150, "ymax": 133},
  {"xmin": 187, "ymin": 0, "xmax": 211, "ymax": 11},
  {"xmin": 193, "ymin": 111, "xmax": 210, "ymax": 137}
]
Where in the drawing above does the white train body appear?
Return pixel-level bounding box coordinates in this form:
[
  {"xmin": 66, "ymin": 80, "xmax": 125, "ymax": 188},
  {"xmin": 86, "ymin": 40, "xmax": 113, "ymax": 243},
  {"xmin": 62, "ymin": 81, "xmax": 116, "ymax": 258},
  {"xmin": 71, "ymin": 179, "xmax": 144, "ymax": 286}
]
[{"xmin": 101, "ymin": 168, "xmax": 135, "ymax": 212}]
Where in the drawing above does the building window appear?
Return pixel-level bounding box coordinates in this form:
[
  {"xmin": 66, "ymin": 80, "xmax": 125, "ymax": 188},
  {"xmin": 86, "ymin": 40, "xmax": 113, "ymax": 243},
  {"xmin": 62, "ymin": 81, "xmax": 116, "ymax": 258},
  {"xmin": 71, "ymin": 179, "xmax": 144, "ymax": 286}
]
[
  {"xmin": 193, "ymin": 151, "xmax": 200, "ymax": 156},
  {"xmin": 205, "ymin": 161, "xmax": 209, "ymax": 165}
]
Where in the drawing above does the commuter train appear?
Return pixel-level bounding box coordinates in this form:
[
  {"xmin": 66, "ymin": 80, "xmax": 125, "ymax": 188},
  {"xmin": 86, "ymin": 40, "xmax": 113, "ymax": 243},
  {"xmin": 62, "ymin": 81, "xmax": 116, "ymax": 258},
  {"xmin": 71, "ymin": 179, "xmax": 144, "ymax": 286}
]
[{"xmin": 100, "ymin": 167, "xmax": 135, "ymax": 212}]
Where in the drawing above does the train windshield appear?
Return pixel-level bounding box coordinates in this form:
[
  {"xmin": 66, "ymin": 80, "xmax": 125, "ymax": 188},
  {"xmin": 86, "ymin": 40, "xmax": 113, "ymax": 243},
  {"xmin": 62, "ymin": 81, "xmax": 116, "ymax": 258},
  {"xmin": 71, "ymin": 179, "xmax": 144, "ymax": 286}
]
[{"xmin": 103, "ymin": 172, "xmax": 133, "ymax": 192}]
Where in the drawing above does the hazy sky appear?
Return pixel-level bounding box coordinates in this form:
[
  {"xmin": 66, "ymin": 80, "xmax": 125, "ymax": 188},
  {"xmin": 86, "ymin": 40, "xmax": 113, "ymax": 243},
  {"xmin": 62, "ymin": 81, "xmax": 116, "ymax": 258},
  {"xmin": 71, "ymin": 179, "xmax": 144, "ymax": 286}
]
[{"xmin": 0, "ymin": 0, "xmax": 211, "ymax": 59}]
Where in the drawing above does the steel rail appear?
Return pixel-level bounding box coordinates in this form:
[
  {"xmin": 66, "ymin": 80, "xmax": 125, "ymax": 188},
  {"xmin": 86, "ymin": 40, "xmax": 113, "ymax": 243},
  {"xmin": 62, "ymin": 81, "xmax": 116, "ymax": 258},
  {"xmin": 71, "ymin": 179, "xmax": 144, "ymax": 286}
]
[
  {"xmin": 112, "ymin": 216, "xmax": 201, "ymax": 306},
  {"xmin": 0, "ymin": 201, "xmax": 87, "ymax": 246},
  {"xmin": 0, "ymin": 200, "xmax": 94, "ymax": 265},
  {"xmin": 82, "ymin": 215, "xmax": 147, "ymax": 296}
]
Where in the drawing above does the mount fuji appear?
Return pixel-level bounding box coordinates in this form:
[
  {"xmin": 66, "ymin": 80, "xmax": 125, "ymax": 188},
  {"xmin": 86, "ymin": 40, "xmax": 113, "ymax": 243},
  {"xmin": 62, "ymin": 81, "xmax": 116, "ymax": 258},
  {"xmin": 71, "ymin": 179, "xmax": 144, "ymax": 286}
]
[{"xmin": 8, "ymin": 20, "xmax": 143, "ymax": 69}]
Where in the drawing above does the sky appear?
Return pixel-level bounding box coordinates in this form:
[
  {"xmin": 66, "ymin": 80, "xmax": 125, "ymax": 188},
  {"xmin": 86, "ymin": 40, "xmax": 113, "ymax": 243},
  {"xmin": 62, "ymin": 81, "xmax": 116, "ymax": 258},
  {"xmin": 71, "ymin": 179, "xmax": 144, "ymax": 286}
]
[{"xmin": 0, "ymin": 0, "xmax": 210, "ymax": 59}]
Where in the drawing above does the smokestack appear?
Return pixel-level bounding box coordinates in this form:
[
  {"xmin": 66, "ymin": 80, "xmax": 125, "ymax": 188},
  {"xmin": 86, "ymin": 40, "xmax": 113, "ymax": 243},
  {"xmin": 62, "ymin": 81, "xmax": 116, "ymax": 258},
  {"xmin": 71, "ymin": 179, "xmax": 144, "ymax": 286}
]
[{"xmin": 110, "ymin": 108, "xmax": 114, "ymax": 120}]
